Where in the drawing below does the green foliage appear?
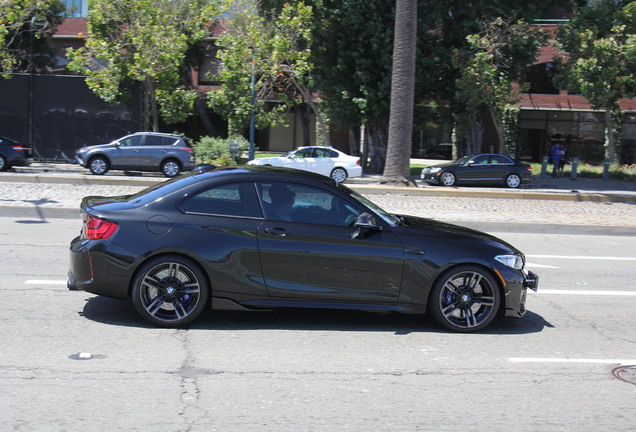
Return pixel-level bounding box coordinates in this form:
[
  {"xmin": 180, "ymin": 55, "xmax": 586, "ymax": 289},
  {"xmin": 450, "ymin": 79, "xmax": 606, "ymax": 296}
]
[
  {"xmin": 208, "ymin": 1, "xmax": 317, "ymax": 136},
  {"xmin": 0, "ymin": 0, "xmax": 65, "ymax": 77},
  {"xmin": 194, "ymin": 135, "xmax": 250, "ymax": 165},
  {"xmin": 67, "ymin": 0, "xmax": 227, "ymax": 128},
  {"xmin": 556, "ymin": 0, "xmax": 636, "ymax": 162}
]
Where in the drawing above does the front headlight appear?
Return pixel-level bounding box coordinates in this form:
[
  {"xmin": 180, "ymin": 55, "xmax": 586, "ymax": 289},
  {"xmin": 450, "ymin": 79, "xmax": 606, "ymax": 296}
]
[
  {"xmin": 495, "ymin": 254, "xmax": 524, "ymax": 270},
  {"xmin": 429, "ymin": 167, "xmax": 442, "ymax": 173}
]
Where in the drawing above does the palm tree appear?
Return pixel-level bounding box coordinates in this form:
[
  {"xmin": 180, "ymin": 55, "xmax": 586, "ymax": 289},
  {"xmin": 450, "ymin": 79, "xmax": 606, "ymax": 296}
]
[{"xmin": 382, "ymin": 0, "xmax": 417, "ymax": 185}]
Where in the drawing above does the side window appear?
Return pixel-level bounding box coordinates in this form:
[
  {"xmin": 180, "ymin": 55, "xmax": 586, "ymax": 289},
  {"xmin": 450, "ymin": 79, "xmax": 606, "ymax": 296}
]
[
  {"xmin": 472, "ymin": 155, "xmax": 489, "ymax": 165},
  {"xmin": 120, "ymin": 135, "xmax": 143, "ymax": 147},
  {"xmin": 491, "ymin": 155, "xmax": 512, "ymax": 165},
  {"xmin": 144, "ymin": 136, "xmax": 176, "ymax": 146},
  {"xmin": 294, "ymin": 149, "xmax": 313, "ymax": 158},
  {"xmin": 258, "ymin": 182, "xmax": 360, "ymax": 226},
  {"xmin": 181, "ymin": 182, "xmax": 259, "ymax": 217}
]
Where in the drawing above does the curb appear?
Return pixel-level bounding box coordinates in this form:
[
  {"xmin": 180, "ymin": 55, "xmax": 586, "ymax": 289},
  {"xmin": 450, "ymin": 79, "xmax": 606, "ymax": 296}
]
[{"xmin": 2, "ymin": 165, "xmax": 635, "ymax": 204}]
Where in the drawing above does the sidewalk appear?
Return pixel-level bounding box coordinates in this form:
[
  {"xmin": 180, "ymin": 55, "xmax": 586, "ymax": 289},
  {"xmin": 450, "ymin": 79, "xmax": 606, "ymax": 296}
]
[
  {"xmin": 1, "ymin": 163, "xmax": 635, "ymax": 234},
  {"xmin": 3, "ymin": 162, "xmax": 635, "ymax": 204}
]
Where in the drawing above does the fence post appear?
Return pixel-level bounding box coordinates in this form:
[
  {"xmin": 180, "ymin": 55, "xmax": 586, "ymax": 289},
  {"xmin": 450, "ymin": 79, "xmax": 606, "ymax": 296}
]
[
  {"xmin": 540, "ymin": 156, "xmax": 549, "ymax": 179},
  {"xmin": 571, "ymin": 157, "xmax": 578, "ymax": 180}
]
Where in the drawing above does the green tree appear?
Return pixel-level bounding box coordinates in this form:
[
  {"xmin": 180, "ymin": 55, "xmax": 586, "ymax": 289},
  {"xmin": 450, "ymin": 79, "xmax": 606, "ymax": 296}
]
[
  {"xmin": 383, "ymin": 0, "xmax": 417, "ymax": 185},
  {"xmin": 209, "ymin": 1, "xmax": 325, "ymax": 143},
  {"xmin": 557, "ymin": 0, "xmax": 636, "ymax": 162},
  {"xmin": 0, "ymin": 0, "xmax": 65, "ymax": 78},
  {"xmin": 67, "ymin": 0, "xmax": 227, "ymax": 131},
  {"xmin": 454, "ymin": 18, "xmax": 548, "ymax": 156}
]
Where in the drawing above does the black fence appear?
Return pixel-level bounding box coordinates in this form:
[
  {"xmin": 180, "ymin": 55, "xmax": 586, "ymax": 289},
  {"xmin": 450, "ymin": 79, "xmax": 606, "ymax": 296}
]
[{"xmin": 0, "ymin": 74, "xmax": 142, "ymax": 161}]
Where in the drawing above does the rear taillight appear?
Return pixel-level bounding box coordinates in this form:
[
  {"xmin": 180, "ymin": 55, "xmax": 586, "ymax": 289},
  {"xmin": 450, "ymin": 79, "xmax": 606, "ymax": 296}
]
[
  {"xmin": 180, "ymin": 147, "xmax": 194, "ymax": 152},
  {"xmin": 356, "ymin": 159, "xmax": 361, "ymax": 166},
  {"xmin": 12, "ymin": 146, "xmax": 30, "ymax": 152},
  {"xmin": 83, "ymin": 215, "xmax": 118, "ymax": 240}
]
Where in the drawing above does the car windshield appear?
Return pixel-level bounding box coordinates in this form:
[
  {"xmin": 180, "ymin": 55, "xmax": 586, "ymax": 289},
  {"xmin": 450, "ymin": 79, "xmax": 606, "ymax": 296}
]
[{"xmin": 338, "ymin": 184, "xmax": 400, "ymax": 227}]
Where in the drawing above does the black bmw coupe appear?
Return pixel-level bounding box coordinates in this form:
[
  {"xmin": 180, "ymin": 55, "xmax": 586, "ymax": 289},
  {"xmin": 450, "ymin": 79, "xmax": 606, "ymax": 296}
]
[{"xmin": 68, "ymin": 166, "xmax": 538, "ymax": 332}]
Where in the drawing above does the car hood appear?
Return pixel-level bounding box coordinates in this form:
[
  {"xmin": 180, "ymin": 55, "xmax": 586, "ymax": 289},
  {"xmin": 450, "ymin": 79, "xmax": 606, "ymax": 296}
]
[{"xmin": 394, "ymin": 214, "xmax": 518, "ymax": 253}]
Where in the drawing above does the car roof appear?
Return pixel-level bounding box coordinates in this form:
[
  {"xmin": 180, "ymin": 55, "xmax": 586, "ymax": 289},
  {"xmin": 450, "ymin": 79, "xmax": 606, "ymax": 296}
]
[{"xmin": 193, "ymin": 165, "xmax": 339, "ymax": 186}]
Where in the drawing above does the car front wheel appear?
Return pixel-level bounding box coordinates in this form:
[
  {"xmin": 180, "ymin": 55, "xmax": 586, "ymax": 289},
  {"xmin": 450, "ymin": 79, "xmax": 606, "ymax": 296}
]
[
  {"xmin": 89, "ymin": 156, "xmax": 109, "ymax": 175},
  {"xmin": 505, "ymin": 173, "xmax": 521, "ymax": 188},
  {"xmin": 428, "ymin": 265, "xmax": 501, "ymax": 332},
  {"xmin": 161, "ymin": 159, "xmax": 181, "ymax": 177},
  {"xmin": 440, "ymin": 171, "xmax": 456, "ymax": 186},
  {"xmin": 330, "ymin": 167, "xmax": 348, "ymax": 183},
  {"xmin": 131, "ymin": 256, "xmax": 209, "ymax": 327}
]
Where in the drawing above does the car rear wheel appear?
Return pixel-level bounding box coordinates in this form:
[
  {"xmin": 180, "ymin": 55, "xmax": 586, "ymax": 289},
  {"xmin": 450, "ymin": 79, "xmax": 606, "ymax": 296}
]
[
  {"xmin": 440, "ymin": 171, "xmax": 456, "ymax": 186},
  {"xmin": 88, "ymin": 156, "xmax": 109, "ymax": 175},
  {"xmin": 330, "ymin": 167, "xmax": 348, "ymax": 183},
  {"xmin": 505, "ymin": 173, "xmax": 521, "ymax": 188},
  {"xmin": 161, "ymin": 159, "xmax": 181, "ymax": 177},
  {"xmin": 428, "ymin": 265, "xmax": 500, "ymax": 332},
  {"xmin": 0, "ymin": 155, "xmax": 8, "ymax": 171},
  {"xmin": 132, "ymin": 256, "xmax": 209, "ymax": 327}
]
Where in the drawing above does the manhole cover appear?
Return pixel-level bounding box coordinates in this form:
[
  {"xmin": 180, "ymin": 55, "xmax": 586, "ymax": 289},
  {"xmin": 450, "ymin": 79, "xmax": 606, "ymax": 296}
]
[{"xmin": 612, "ymin": 365, "xmax": 636, "ymax": 385}]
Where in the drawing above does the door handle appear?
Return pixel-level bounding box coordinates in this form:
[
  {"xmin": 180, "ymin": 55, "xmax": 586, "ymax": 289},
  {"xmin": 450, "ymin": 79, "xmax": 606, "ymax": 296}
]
[{"xmin": 264, "ymin": 228, "xmax": 288, "ymax": 237}]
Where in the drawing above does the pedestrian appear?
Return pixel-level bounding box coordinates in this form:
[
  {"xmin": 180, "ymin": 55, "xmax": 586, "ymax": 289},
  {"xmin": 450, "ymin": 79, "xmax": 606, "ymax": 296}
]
[{"xmin": 550, "ymin": 142, "xmax": 562, "ymax": 178}]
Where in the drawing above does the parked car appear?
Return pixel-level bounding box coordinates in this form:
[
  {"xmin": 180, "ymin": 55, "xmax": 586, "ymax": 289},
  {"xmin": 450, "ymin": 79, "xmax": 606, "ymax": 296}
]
[
  {"xmin": 247, "ymin": 146, "xmax": 362, "ymax": 183},
  {"xmin": 68, "ymin": 166, "xmax": 538, "ymax": 332},
  {"xmin": 421, "ymin": 153, "xmax": 533, "ymax": 188},
  {"xmin": 75, "ymin": 132, "xmax": 196, "ymax": 177},
  {"xmin": 0, "ymin": 135, "xmax": 32, "ymax": 171}
]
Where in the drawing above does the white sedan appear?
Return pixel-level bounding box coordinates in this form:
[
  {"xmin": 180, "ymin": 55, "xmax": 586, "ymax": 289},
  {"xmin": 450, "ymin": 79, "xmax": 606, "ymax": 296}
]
[{"xmin": 247, "ymin": 146, "xmax": 362, "ymax": 183}]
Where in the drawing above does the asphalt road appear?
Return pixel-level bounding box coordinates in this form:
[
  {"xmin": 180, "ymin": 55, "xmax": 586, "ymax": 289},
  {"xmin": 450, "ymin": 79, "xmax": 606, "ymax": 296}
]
[{"xmin": 1, "ymin": 216, "xmax": 635, "ymax": 431}]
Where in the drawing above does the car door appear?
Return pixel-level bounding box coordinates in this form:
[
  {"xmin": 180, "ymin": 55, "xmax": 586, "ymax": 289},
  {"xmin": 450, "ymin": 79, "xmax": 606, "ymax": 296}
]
[
  {"xmin": 312, "ymin": 147, "xmax": 337, "ymax": 177},
  {"xmin": 177, "ymin": 181, "xmax": 267, "ymax": 297},
  {"xmin": 460, "ymin": 154, "xmax": 490, "ymax": 182},
  {"xmin": 487, "ymin": 154, "xmax": 515, "ymax": 181},
  {"xmin": 136, "ymin": 135, "xmax": 174, "ymax": 168},
  {"xmin": 255, "ymin": 182, "xmax": 405, "ymax": 302},
  {"xmin": 109, "ymin": 134, "xmax": 144, "ymax": 168}
]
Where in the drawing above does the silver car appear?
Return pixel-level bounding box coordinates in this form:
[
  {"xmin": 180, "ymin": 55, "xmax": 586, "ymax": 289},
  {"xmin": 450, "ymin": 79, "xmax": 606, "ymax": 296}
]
[{"xmin": 75, "ymin": 132, "xmax": 196, "ymax": 177}]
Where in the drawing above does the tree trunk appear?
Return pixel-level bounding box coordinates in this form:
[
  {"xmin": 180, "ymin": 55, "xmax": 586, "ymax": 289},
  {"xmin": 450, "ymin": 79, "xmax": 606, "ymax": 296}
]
[
  {"xmin": 604, "ymin": 108, "xmax": 615, "ymax": 163},
  {"xmin": 382, "ymin": 0, "xmax": 417, "ymax": 186},
  {"xmin": 366, "ymin": 123, "xmax": 389, "ymax": 173},
  {"xmin": 194, "ymin": 96, "xmax": 216, "ymax": 136},
  {"xmin": 146, "ymin": 77, "xmax": 159, "ymax": 132}
]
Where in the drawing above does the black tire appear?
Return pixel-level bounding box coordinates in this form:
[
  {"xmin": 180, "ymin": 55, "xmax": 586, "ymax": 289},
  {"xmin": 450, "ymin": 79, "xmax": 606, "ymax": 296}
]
[
  {"xmin": 330, "ymin": 167, "xmax": 348, "ymax": 183},
  {"xmin": 88, "ymin": 156, "xmax": 109, "ymax": 175},
  {"xmin": 505, "ymin": 173, "xmax": 521, "ymax": 188},
  {"xmin": 0, "ymin": 155, "xmax": 8, "ymax": 171},
  {"xmin": 161, "ymin": 159, "xmax": 181, "ymax": 177},
  {"xmin": 131, "ymin": 255, "xmax": 209, "ymax": 327},
  {"xmin": 428, "ymin": 265, "xmax": 501, "ymax": 332},
  {"xmin": 440, "ymin": 171, "xmax": 456, "ymax": 187}
]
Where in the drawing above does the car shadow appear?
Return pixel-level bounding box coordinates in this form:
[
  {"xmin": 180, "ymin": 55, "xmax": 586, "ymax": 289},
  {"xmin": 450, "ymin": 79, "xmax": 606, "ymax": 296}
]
[{"xmin": 80, "ymin": 296, "xmax": 553, "ymax": 335}]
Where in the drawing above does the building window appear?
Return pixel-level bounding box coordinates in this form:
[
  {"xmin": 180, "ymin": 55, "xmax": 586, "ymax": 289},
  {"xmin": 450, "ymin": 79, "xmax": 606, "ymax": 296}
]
[
  {"xmin": 523, "ymin": 62, "xmax": 559, "ymax": 94},
  {"xmin": 63, "ymin": 0, "xmax": 88, "ymax": 17}
]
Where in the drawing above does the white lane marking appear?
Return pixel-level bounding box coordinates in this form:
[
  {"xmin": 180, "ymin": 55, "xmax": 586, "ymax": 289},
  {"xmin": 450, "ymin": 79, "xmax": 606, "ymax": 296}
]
[
  {"xmin": 25, "ymin": 280, "xmax": 67, "ymax": 285},
  {"xmin": 525, "ymin": 263, "xmax": 560, "ymax": 269},
  {"xmin": 510, "ymin": 358, "xmax": 636, "ymax": 365},
  {"xmin": 528, "ymin": 290, "xmax": 636, "ymax": 296},
  {"xmin": 526, "ymin": 254, "xmax": 636, "ymax": 261}
]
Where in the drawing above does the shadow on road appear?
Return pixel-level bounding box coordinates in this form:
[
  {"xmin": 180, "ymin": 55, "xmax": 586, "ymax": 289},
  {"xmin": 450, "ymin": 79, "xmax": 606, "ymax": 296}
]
[{"xmin": 80, "ymin": 296, "xmax": 553, "ymax": 335}]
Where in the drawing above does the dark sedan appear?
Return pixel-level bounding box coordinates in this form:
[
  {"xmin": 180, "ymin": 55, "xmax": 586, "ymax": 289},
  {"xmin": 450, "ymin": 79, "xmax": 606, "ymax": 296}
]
[
  {"xmin": 68, "ymin": 166, "xmax": 538, "ymax": 332},
  {"xmin": 421, "ymin": 153, "xmax": 533, "ymax": 188},
  {"xmin": 0, "ymin": 136, "xmax": 32, "ymax": 171}
]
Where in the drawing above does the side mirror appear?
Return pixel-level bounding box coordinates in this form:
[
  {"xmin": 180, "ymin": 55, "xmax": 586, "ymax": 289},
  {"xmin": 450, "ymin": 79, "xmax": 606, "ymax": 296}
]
[{"xmin": 351, "ymin": 212, "xmax": 381, "ymax": 239}]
